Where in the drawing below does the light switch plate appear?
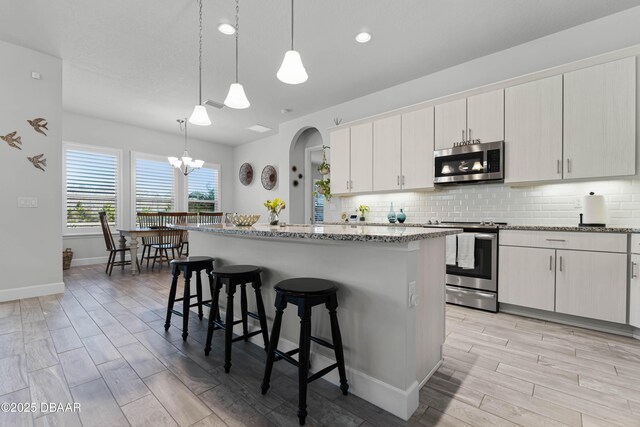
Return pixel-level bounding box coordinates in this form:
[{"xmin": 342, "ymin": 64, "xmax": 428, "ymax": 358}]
[
  {"xmin": 408, "ymin": 281, "xmax": 417, "ymax": 307},
  {"xmin": 18, "ymin": 197, "xmax": 38, "ymax": 208}
]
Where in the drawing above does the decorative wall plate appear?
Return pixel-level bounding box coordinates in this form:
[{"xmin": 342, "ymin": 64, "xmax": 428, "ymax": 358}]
[
  {"xmin": 261, "ymin": 165, "xmax": 277, "ymax": 190},
  {"xmin": 239, "ymin": 163, "xmax": 253, "ymax": 186}
]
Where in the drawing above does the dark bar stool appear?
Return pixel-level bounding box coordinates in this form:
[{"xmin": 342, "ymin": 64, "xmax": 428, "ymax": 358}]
[
  {"xmin": 164, "ymin": 256, "xmax": 214, "ymax": 341},
  {"xmin": 261, "ymin": 278, "xmax": 349, "ymax": 425},
  {"xmin": 204, "ymin": 265, "xmax": 269, "ymax": 373}
]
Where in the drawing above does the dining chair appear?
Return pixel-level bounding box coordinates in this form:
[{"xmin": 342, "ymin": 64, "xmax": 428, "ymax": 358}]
[
  {"xmin": 180, "ymin": 212, "xmax": 200, "ymax": 257},
  {"xmin": 137, "ymin": 212, "xmax": 161, "ymax": 268},
  {"xmin": 152, "ymin": 212, "xmax": 187, "ymax": 269},
  {"xmin": 198, "ymin": 212, "xmax": 224, "ymax": 224},
  {"xmin": 99, "ymin": 212, "xmax": 138, "ymax": 276}
]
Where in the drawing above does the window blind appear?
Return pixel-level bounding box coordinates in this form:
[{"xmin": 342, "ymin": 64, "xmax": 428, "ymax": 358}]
[
  {"xmin": 65, "ymin": 148, "xmax": 119, "ymax": 228},
  {"xmin": 313, "ymin": 181, "xmax": 325, "ymax": 223},
  {"xmin": 188, "ymin": 166, "xmax": 219, "ymax": 212},
  {"xmin": 135, "ymin": 157, "xmax": 175, "ymax": 212}
]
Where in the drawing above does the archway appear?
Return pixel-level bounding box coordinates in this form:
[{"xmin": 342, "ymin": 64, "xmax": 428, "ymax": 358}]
[{"xmin": 289, "ymin": 127, "xmax": 323, "ymax": 224}]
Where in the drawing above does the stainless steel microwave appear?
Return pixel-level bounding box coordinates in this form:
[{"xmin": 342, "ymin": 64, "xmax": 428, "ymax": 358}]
[{"xmin": 433, "ymin": 140, "xmax": 504, "ymax": 185}]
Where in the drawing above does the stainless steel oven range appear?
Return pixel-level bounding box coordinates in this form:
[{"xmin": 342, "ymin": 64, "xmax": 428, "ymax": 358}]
[{"xmin": 425, "ymin": 221, "xmax": 503, "ymax": 312}]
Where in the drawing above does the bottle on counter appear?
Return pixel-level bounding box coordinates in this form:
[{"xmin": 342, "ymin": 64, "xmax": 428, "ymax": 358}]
[
  {"xmin": 397, "ymin": 209, "xmax": 406, "ymax": 223},
  {"xmin": 387, "ymin": 202, "xmax": 397, "ymax": 223}
]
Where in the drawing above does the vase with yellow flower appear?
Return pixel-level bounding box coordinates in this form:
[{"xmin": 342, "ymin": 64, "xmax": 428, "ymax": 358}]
[{"xmin": 263, "ymin": 198, "xmax": 286, "ymax": 225}]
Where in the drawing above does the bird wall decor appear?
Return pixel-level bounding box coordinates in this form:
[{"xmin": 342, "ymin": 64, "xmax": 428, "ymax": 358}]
[
  {"xmin": 27, "ymin": 153, "xmax": 47, "ymax": 171},
  {"xmin": 27, "ymin": 118, "xmax": 48, "ymax": 136},
  {"xmin": 1, "ymin": 131, "xmax": 22, "ymax": 150}
]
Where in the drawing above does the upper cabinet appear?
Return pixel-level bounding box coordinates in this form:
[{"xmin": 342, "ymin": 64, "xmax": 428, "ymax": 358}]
[
  {"xmin": 402, "ymin": 107, "xmax": 434, "ymax": 190},
  {"xmin": 563, "ymin": 56, "xmax": 636, "ymax": 180},
  {"xmin": 467, "ymin": 89, "xmax": 504, "ymax": 144},
  {"xmin": 373, "ymin": 115, "xmax": 402, "ymax": 192},
  {"xmin": 329, "ymin": 128, "xmax": 351, "ymax": 195},
  {"xmin": 435, "ymin": 89, "xmax": 504, "ymax": 150},
  {"xmin": 505, "ymin": 75, "xmax": 563, "ymax": 183},
  {"xmin": 349, "ymin": 122, "xmax": 373, "ymax": 193}
]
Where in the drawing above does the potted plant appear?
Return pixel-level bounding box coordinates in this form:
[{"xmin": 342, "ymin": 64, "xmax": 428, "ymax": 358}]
[
  {"xmin": 357, "ymin": 205, "xmax": 370, "ymax": 221},
  {"xmin": 313, "ymin": 178, "xmax": 332, "ymax": 201},
  {"xmin": 263, "ymin": 198, "xmax": 286, "ymax": 225}
]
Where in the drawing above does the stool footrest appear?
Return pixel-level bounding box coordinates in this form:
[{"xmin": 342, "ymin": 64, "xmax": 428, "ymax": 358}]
[
  {"xmin": 309, "ymin": 336, "xmax": 334, "ymax": 350},
  {"xmin": 307, "ymin": 363, "xmax": 338, "ymax": 383},
  {"xmin": 246, "ymin": 312, "xmax": 260, "ymax": 321},
  {"xmin": 232, "ymin": 329, "xmax": 263, "ymax": 342},
  {"xmin": 274, "ymin": 348, "xmax": 300, "ymax": 367}
]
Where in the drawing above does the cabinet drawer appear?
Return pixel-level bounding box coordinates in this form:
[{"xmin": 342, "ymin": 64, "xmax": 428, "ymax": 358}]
[
  {"xmin": 632, "ymin": 234, "xmax": 640, "ymax": 255},
  {"xmin": 499, "ymin": 230, "xmax": 627, "ymax": 253}
]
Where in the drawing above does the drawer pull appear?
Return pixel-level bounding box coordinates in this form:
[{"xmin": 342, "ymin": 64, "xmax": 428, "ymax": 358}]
[
  {"xmin": 545, "ymin": 239, "xmax": 566, "ymax": 242},
  {"xmin": 549, "ymin": 255, "xmax": 553, "ymax": 271},
  {"xmin": 632, "ymin": 262, "xmax": 638, "ymax": 279},
  {"xmin": 559, "ymin": 256, "xmax": 563, "ymax": 272}
]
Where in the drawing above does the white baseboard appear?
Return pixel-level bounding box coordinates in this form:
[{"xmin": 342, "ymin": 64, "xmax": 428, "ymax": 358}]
[
  {"xmin": 247, "ymin": 333, "xmax": 420, "ymax": 421},
  {"xmin": 0, "ymin": 282, "xmax": 65, "ymax": 302},
  {"xmin": 71, "ymin": 256, "xmax": 109, "ymax": 267}
]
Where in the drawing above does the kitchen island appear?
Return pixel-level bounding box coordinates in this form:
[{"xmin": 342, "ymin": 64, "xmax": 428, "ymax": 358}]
[{"xmin": 175, "ymin": 223, "xmax": 461, "ymax": 420}]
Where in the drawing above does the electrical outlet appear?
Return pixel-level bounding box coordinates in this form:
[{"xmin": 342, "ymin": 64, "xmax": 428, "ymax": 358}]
[
  {"xmin": 574, "ymin": 197, "xmax": 582, "ymax": 209},
  {"xmin": 18, "ymin": 197, "xmax": 38, "ymax": 208},
  {"xmin": 408, "ymin": 281, "xmax": 417, "ymax": 308},
  {"xmin": 31, "ymin": 71, "xmax": 41, "ymax": 80}
]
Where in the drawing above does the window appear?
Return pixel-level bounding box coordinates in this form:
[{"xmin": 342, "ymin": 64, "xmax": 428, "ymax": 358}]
[
  {"xmin": 134, "ymin": 154, "xmax": 176, "ymax": 213},
  {"xmin": 64, "ymin": 143, "xmax": 121, "ymax": 231},
  {"xmin": 313, "ymin": 180, "xmax": 325, "ymax": 223},
  {"xmin": 188, "ymin": 165, "xmax": 220, "ymax": 212}
]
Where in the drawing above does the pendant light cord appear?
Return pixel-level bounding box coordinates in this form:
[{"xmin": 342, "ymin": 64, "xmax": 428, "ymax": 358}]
[
  {"xmin": 235, "ymin": 0, "xmax": 239, "ymax": 83},
  {"xmin": 198, "ymin": 0, "xmax": 203, "ymax": 105},
  {"xmin": 290, "ymin": 0, "xmax": 294, "ymax": 50}
]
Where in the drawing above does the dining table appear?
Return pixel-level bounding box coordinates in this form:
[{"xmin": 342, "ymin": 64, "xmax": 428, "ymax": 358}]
[{"xmin": 116, "ymin": 228, "xmax": 161, "ymax": 275}]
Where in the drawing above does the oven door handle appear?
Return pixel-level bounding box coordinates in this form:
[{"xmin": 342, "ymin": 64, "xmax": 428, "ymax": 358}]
[
  {"xmin": 473, "ymin": 233, "xmax": 496, "ymax": 241},
  {"xmin": 446, "ymin": 286, "xmax": 496, "ymax": 299}
]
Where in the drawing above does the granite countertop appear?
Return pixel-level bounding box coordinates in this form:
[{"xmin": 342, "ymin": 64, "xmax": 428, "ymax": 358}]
[
  {"xmin": 172, "ymin": 223, "xmax": 462, "ymax": 243},
  {"xmin": 321, "ymin": 221, "xmax": 640, "ymax": 233}
]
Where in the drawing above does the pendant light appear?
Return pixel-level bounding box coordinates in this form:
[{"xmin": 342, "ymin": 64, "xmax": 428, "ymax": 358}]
[
  {"xmin": 168, "ymin": 119, "xmax": 205, "ymax": 175},
  {"xmin": 189, "ymin": 0, "xmax": 212, "ymax": 126},
  {"xmin": 224, "ymin": 0, "xmax": 250, "ymax": 109},
  {"xmin": 277, "ymin": 0, "xmax": 308, "ymax": 84}
]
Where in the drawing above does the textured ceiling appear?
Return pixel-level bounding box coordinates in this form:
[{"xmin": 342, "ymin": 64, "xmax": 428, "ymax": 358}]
[{"xmin": 1, "ymin": 0, "xmax": 639, "ymax": 145}]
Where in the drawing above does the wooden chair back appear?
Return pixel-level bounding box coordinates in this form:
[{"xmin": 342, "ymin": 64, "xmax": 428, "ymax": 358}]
[
  {"xmin": 99, "ymin": 212, "xmax": 116, "ymax": 251},
  {"xmin": 198, "ymin": 212, "xmax": 224, "ymax": 224},
  {"xmin": 158, "ymin": 212, "xmax": 187, "ymax": 247}
]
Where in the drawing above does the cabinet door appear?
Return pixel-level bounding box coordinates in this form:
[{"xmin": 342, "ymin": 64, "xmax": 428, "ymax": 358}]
[
  {"xmin": 498, "ymin": 246, "xmax": 556, "ymax": 311},
  {"xmin": 467, "ymin": 89, "xmax": 504, "ymax": 144},
  {"xmin": 505, "ymin": 75, "xmax": 563, "ymax": 183},
  {"xmin": 435, "ymin": 98, "xmax": 466, "ymax": 150},
  {"xmin": 402, "ymin": 107, "xmax": 434, "ymax": 190},
  {"xmin": 563, "ymin": 56, "xmax": 636, "ymax": 179},
  {"xmin": 631, "ymin": 254, "xmax": 640, "ymax": 328},
  {"xmin": 349, "ymin": 122, "xmax": 373, "ymax": 193},
  {"xmin": 556, "ymin": 250, "xmax": 627, "ymax": 323},
  {"xmin": 373, "ymin": 115, "xmax": 402, "ymax": 192},
  {"xmin": 329, "ymin": 128, "xmax": 351, "ymax": 195}
]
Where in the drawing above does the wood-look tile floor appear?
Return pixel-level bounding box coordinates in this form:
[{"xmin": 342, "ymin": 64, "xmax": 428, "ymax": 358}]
[{"xmin": 2, "ymin": 265, "xmax": 640, "ymax": 426}]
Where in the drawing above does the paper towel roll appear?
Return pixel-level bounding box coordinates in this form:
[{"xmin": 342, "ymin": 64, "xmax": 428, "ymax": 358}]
[{"xmin": 582, "ymin": 193, "xmax": 607, "ymax": 225}]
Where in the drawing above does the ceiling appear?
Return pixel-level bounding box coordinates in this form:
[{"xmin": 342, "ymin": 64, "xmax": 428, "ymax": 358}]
[{"xmin": 1, "ymin": 0, "xmax": 639, "ymax": 146}]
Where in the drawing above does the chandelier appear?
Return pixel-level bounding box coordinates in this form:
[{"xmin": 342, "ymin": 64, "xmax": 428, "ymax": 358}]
[{"xmin": 168, "ymin": 119, "xmax": 204, "ymax": 176}]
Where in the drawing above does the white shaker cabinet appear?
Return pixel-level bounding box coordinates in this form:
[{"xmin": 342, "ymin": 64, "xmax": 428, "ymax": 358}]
[
  {"xmin": 555, "ymin": 250, "xmax": 627, "ymax": 324},
  {"xmin": 504, "ymin": 75, "xmax": 563, "ymax": 183},
  {"xmin": 563, "ymin": 56, "xmax": 636, "ymax": 180},
  {"xmin": 631, "ymin": 254, "xmax": 640, "ymax": 328},
  {"xmin": 349, "ymin": 122, "xmax": 373, "ymax": 193},
  {"xmin": 467, "ymin": 89, "xmax": 504, "ymax": 144},
  {"xmin": 373, "ymin": 115, "xmax": 402, "ymax": 192},
  {"xmin": 434, "ymin": 98, "xmax": 466, "ymax": 150},
  {"xmin": 401, "ymin": 107, "xmax": 434, "ymax": 190},
  {"xmin": 498, "ymin": 246, "xmax": 556, "ymax": 311},
  {"xmin": 329, "ymin": 128, "xmax": 351, "ymax": 195}
]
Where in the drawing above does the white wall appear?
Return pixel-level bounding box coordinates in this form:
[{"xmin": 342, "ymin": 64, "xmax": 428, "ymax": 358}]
[
  {"xmin": 0, "ymin": 40, "xmax": 63, "ymax": 301},
  {"xmin": 233, "ymin": 6, "xmax": 640, "ymax": 223},
  {"xmin": 63, "ymin": 112, "xmax": 234, "ymax": 264}
]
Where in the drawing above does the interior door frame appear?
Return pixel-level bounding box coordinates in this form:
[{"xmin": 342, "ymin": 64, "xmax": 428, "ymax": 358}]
[{"xmin": 304, "ymin": 144, "xmax": 324, "ymax": 224}]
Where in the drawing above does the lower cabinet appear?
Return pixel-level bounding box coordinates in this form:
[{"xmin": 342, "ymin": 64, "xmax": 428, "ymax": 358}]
[
  {"xmin": 630, "ymin": 254, "xmax": 640, "ymax": 328},
  {"xmin": 499, "ymin": 246, "xmax": 555, "ymax": 311},
  {"xmin": 555, "ymin": 250, "xmax": 627, "ymax": 324}
]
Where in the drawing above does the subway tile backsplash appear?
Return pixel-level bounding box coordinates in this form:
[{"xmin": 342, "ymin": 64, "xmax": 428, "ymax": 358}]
[{"xmin": 338, "ymin": 179, "xmax": 640, "ymax": 226}]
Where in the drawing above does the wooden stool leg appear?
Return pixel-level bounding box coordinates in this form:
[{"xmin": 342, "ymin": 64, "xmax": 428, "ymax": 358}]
[
  {"xmin": 204, "ymin": 276, "xmax": 221, "ymax": 355},
  {"xmin": 327, "ymin": 294, "xmax": 349, "ymax": 395},
  {"xmin": 261, "ymin": 294, "xmax": 286, "ymax": 394},
  {"xmin": 224, "ymin": 280, "xmax": 236, "ymax": 373},
  {"xmin": 196, "ymin": 271, "xmax": 204, "ymax": 320},
  {"xmin": 297, "ymin": 304, "xmax": 312, "ymax": 425},
  {"xmin": 240, "ymin": 284, "xmax": 249, "ymax": 341},
  {"xmin": 252, "ymin": 276, "xmax": 269, "ymax": 349},
  {"xmin": 182, "ymin": 271, "xmax": 192, "ymax": 341},
  {"xmin": 164, "ymin": 268, "xmax": 180, "ymax": 330}
]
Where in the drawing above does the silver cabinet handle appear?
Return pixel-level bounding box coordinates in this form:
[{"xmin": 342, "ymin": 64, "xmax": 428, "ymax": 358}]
[
  {"xmin": 462, "ymin": 129, "xmax": 465, "ymax": 143},
  {"xmin": 397, "ymin": 176, "xmax": 400, "ymax": 186},
  {"xmin": 350, "ymin": 180, "xmax": 353, "ymax": 190},
  {"xmin": 474, "ymin": 233, "xmax": 496, "ymax": 240},
  {"xmin": 346, "ymin": 180, "xmax": 349, "ymax": 190},
  {"xmin": 557, "ymin": 160, "xmax": 561, "ymax": 174},
  {"xmin": 468, "ymin": 128, "xmax": 472, "ymax": 142},
  {"xmin": 559, "ymin": 256, "xmax": 563, "ymax": 272},
  {"xmin": 549, "ymin": 255, "xmax": 553, "ymax": 271},
  {"xmin": 632, "ymin": 261, "xmax": 638, "ymax": 279},
  {"xmin": 567, "ymin": 158, "xmax": 571, "ymax": 173},
  {"xmin": 545, "ymin": 239, "xmax": 566, "ymax": 242},
  {"xmin": 402, "ymin": 175, "xmax": 405, "ymax": 186}
]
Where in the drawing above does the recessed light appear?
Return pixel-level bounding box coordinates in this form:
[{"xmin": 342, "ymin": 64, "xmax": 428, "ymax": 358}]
[
  {"xmin": 248, "ymin": 124, "xmax": 272, "ymax": 133},
  {"xmin": 218, "ymin": 23, "xmax": 236, "ymax": 35},
  {"xmin": 355, "ymin": 32, "xmax": 371, "ymax": 43}
]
